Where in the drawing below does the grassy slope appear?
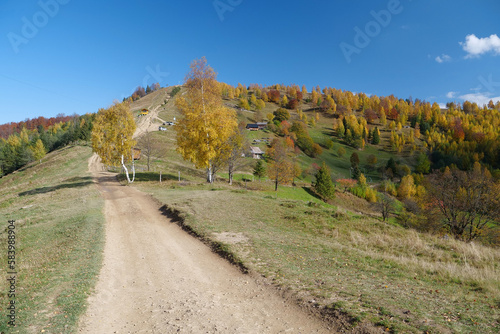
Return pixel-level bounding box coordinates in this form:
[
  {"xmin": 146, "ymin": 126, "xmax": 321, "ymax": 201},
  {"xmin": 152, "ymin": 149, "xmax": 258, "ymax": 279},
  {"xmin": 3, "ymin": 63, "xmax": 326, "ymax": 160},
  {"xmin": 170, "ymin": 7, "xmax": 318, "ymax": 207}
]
[
  {"xmin": 0, "ymin": 145, "xmax": 105, "ymax": 333},
  {"xmin": 128, "ymin": 88, "xmax": 500, "ymax": 333},
  {"xmin": 134, "ymin": 181, "xmax": 500, "ymax": 333}
]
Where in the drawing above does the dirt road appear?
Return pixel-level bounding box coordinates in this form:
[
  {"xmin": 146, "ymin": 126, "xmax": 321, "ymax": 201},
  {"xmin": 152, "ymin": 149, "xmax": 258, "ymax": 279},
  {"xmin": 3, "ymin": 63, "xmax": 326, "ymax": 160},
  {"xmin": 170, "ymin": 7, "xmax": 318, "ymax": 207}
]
[{"xmin": 78, "ymin": 154, "xmax": 331, "ymax": 333}]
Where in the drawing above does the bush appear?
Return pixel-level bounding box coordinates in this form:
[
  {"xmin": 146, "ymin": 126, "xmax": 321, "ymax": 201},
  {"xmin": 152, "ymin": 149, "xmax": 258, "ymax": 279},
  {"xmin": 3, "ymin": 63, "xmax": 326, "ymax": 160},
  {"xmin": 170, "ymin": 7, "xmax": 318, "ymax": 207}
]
[
  {"xmin": 349, "ymin": 183, "xmax": 377, "ymax": 203},
  {"xmin": 365, "ymin": 187, "xmax": 378, "ymax": 202},
  {"xmin": 324, "ymin": 139, "xmax": 334, "ymax": 149},
  {"xmin": 350, "ymin": 184, "xmax": 366, "ymax": 198},
  {"xmin": 238, "ymin": 98, "xmax": 251, "ymax": 110},
  {"xmin": 287, "ymin": 98, "xmax": 299, "ymax": 110},
  {"xmin": 337, "ymin": 147, "xmax": 346, "ymax": 157},
  {"xmin": 170, "ymin": 86, "xmax": 181, "ymax": 97},
  {"xmin": 377, "ymin": 180, "xmax": 398, "ymax": 197},
  {"xmin": 273, "ymin": 108, "xmax": 290, "ymax": 122}
]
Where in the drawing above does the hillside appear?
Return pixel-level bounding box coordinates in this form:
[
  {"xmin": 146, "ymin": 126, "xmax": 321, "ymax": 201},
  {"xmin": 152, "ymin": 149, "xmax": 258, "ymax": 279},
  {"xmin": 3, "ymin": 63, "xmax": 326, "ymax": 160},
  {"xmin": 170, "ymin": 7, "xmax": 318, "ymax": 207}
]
[
  {"xmin": 122, "ymin": 84, "xmax": 500, "ymax": 333},
  {"xmin": 0, "ymin": 145, "xmax": 105, "ymax": 333}
]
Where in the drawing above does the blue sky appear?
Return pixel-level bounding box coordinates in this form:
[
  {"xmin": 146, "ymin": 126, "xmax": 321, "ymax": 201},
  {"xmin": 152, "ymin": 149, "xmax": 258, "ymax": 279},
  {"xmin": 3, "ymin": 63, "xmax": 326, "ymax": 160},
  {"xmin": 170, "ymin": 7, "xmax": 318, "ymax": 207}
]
[{"xmin": 1, "ymin": 0, "xmax": 499, "ymax": 125}]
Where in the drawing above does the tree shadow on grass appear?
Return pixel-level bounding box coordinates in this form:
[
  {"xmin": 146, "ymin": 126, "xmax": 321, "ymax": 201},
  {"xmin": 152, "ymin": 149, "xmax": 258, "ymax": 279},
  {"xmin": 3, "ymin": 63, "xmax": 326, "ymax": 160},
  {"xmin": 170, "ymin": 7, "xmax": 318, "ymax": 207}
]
[
  {"xmin": 302, "ymin": 186, "xmax": 323, "ymax": 201},
  {"xmin": 19, "ymin": 177, "xmax": 93, "ymax": 196}
]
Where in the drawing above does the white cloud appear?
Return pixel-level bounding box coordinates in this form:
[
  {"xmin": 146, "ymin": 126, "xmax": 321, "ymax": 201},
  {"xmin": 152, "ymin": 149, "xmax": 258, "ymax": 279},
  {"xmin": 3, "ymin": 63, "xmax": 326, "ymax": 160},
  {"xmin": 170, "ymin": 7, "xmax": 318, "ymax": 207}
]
[
  {"xmin": 460, "ymin": 34, "xmax": 500, "ymax": 58},
  {"xmin": 435, "ymin": 54, "xmax": 451, "ymax": 63},
  {"xmin": 446, "ymin": 91, "xmax": 457, "ymax": 99},
  {"xmin": 438, "ymin": 103, "xmax": 447, "ymax": 109},
  {"xmin": 459, "ymin": 92, "xmax": 500, "ymax": 105}
]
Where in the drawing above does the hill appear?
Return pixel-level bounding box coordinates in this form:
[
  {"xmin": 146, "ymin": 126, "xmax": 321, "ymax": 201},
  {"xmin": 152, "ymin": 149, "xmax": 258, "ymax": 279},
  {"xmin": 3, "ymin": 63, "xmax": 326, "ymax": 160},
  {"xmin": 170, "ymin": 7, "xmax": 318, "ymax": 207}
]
[
  {"xmin": 119, "ymin": 84, "xmax": 500, "ymax": 333},
  {"xmin": 0, "ymin": 145, "xmax": 105, "ymax": 333}
]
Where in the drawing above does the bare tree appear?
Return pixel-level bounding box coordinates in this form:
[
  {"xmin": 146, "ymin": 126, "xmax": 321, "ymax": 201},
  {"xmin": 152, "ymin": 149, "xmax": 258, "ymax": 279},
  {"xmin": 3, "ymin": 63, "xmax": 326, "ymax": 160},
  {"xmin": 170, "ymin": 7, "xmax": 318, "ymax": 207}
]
[
  {"xmin": 374, "ymin": 192, "xmax": 395, "ymax": 222},
  {"xmin": 210, "ymin": 124, "xmax": 249, "ymax": 184},
  {"xmin": 137, "ymin": 129, "xmax": 166, "ymax": 171},
  {"xmin": 425, "ymin": 164, "xmax": 500, "ymax": 242}
]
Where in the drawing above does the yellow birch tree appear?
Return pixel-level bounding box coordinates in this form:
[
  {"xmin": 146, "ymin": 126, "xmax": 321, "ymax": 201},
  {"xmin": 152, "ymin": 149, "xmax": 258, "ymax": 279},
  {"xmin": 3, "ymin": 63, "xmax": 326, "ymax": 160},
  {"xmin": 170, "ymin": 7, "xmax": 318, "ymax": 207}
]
[
  {"xmin": 91, "ymin": 102, "xmax": 137, "ymax": 183},
  {"xmin": 174, "ymin": 57, "xmax": 237, "ymax": 183}
]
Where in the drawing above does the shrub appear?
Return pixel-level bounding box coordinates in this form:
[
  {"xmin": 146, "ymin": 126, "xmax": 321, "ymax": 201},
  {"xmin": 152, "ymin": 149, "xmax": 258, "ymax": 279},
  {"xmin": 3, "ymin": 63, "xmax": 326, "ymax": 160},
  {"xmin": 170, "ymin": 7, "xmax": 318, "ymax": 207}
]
[
  {"xmin": 273, "ymin": 108, "xmax": 290, "ymax": 122},
  {"xmin": 324, "ymin": 139, "xmax": 334, "ymax": 150},
  {"xmin": 170, "ymin": 86, "xmax": 181, "ymax": 97},
  {"xmin": 313, "ymin": 162, "xmax": 335, "ymax": 200},
  {"xmin": 365, "ymin": 187, "xmax": 378, "ymax": 202},
  {"xmin": 238, "ymin": 98, "xmax": 251, "ymax": 110},
  {"xmin": 287, "ymin": 98, "xmax": 299, "ymax": 110}
]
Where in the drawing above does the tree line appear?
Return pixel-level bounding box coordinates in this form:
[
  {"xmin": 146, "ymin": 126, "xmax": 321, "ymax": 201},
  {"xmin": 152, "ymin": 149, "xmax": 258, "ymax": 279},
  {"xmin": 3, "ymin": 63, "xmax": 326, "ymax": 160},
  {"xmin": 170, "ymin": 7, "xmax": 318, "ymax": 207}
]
[
  {"xmin": 0, "ymin": 114, "xmax": 74, "ymax": 139},
  {"xmin": 0, "ymin": 114, "xmax": 94, "ymax": 177}
]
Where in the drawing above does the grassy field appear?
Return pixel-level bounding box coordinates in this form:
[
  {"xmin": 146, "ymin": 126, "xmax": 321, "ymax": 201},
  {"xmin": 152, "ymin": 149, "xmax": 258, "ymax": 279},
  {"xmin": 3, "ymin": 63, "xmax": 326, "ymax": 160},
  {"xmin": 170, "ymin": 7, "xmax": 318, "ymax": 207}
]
[
  {"xmin": 0, "ymin": 146, "xmax": 105, "ymax": 333},
  {"xmin": 132, "ymin": 179, "xmax": 500, "ymax": 333}
]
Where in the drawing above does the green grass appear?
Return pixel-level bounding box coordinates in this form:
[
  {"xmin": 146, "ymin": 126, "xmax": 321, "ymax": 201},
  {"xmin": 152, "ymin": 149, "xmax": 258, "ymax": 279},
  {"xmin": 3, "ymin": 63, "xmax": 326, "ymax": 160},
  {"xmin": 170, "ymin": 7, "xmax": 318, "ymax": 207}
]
[{"xmin": 0, "ymin": 146, "xmax": 105, "ymax": 333}]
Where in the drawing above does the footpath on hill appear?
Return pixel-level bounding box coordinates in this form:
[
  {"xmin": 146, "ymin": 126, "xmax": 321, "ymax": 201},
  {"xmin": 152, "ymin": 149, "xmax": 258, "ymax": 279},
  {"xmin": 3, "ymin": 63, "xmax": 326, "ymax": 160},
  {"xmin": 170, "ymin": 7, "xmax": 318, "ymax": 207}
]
[{"xmin": 78, "ymin": 104, "xmax": 332, "ymax": 333}]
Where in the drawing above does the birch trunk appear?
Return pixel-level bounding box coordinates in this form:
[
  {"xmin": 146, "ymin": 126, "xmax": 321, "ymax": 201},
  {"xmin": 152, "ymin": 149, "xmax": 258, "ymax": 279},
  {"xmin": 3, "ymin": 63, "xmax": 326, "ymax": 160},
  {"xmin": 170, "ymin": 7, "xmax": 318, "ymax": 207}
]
[
  {"xmin": 206, "ymin": 166, "xmax": 213, "ymax": 183},
  {"xmin": 121, "ymin": 154, "xmax": 135, "ymax": 183}
]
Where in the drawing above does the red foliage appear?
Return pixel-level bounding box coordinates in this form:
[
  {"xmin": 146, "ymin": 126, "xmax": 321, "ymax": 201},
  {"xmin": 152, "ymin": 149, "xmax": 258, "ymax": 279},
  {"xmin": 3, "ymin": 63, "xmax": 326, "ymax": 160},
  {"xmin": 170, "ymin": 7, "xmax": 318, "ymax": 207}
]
[
  {"xmin": 267, "ymin": 89, "xmax": 281, "ymax": 103},
  {"xmin": 0, "ymin": 114, "xmax": 73, "ymax": 139},
  {"xmin": 296, "ymin": 91, "xmax": 303, "ymax": 101},
  {"xmin": 364, "ymin": 108, "xmax": 378, "ymax": 124},
  {"xmin": 452, "ymin": 118, "xmax": 465, "ymax": 141},
  {"xmin": 471, "ymin": 132, "xmax": 485, "ymax": 143},
  {"xmin": 287, "ymin": 98, "xmax": 299, "ymax": 110},
  {"xmin": 387, "ymin": 108, "xmax": 399, "ymax": 120},
  {"xmin": 337, "ymin": 178, "xmax": 358, "ymax": 193}
]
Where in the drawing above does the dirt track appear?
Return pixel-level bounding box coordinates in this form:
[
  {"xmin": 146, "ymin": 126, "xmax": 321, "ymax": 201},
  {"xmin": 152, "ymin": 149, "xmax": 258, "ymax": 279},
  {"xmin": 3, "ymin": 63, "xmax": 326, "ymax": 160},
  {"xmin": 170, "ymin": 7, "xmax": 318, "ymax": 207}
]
[{"xmin": 78, "ymin": 153, "xmax": 332, "ymax": 333}]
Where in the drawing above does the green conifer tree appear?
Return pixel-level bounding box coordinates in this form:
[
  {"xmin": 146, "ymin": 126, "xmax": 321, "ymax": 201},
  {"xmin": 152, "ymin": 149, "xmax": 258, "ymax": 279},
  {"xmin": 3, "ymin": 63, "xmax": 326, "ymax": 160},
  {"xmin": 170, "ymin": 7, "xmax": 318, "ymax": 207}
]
[
  {"xmin": 253, "ymin": 160, "xmax": 266, "ymax": 180},
  {"xmin": 372, "ymin": 127, "xmax": 380, "ymax": 144},
  {"xmin": 313, "ymin": 162, "xmax": 335, "ymax": 200}
]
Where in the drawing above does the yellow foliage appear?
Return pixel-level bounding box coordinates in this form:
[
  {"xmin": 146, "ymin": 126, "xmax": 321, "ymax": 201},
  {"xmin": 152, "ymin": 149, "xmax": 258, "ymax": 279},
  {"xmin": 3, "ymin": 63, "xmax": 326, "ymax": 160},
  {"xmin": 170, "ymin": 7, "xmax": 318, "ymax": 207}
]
[
  {"xmin": 31, "ymin": 139, "xmax": 46, "ymax": 161},
  {"xmin": 267, "ymin": 139, "xmax": 295, "ymax": 189},
  {"xmin": 281, "ymin": 95, "xmax": 289, "ymax": 107},
  {"xmin": 359, "ymin": 173, "xmax": 367, "ymax": 186},
  {"xmin": 365, "ymin": 188, "xmax": 377, "ymax": 202},
  {"xmin": 175, "ymin": 57, "xmax": 237, "ymax": 172},
  {"xmin": 7, "ymin": 134, "xmax": 21, "ymax": 148},
  {"xmin": 91, "ymin": 102, "xmax": 136, "ymax": 166},
  {"xmin": 398, "ymin": 175, "xmax": 416, "ymax": 200}
]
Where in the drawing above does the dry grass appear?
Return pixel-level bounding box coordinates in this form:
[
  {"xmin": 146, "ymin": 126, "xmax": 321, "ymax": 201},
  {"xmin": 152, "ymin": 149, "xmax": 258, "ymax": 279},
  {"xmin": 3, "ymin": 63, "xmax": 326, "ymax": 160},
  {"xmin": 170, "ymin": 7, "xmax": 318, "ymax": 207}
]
[
  {"xmin": 0, "ymin": 146, "xmax": 105, "ymax": 333},
  {"xmin": 348, "ymin": 229, "xmax": 500, "ymax": 294},
  {"xmin": 134, "ymin": 181, "xmax": 500, "ymax": 333}
]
